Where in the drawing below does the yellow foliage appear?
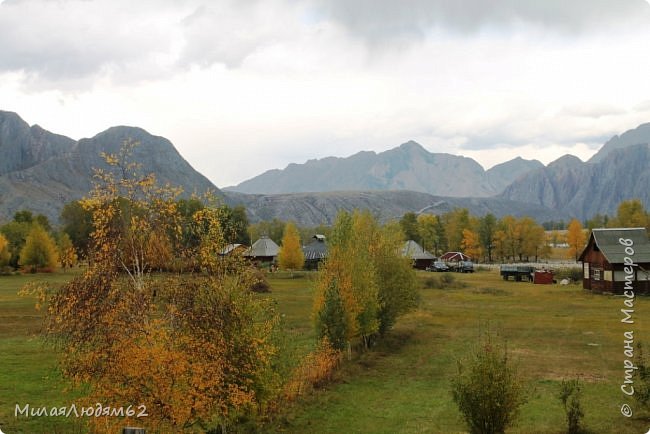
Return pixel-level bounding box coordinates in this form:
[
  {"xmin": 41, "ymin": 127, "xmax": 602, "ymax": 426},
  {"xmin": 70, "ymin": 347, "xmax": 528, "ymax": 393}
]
[{"xmin": 278, "ymin": 221, "xmax": 305, "ymax": 271}]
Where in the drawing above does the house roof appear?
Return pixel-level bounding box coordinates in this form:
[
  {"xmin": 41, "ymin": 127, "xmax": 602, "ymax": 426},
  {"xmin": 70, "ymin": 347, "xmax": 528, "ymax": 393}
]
[
  {"xmin": 440, "ymin": 251, "xmax": 470, "ymax": 262},
  {"xmin": 220, "ymin": 243, "xmax": 245, "ymax": 255},
  {"xmin": 245, "ymin": 236, "xmax": 280, "ymax": 258},
  {"xmin": 303, "ymin": 237, "xmax": 328, "ymax": 261},
  {"xmin": 402, "ymin": 240, "xmax": 436, "ymax": 260},
  {"xmin": 579, "ymin": 228, "xmax": 650, "ymax": 264}
]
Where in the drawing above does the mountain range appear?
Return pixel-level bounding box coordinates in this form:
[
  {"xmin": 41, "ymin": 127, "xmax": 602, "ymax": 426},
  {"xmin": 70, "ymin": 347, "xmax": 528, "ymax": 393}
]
[
  {"xmin": 226, "ymin": 141, "xmax": 543, "ymax": 197},
  {"xmin": 0, "ymin": 111, "xmax": 220, "ymax": 223},
  {"xmin": 2, "ymin": 109, "xmax": 650, "ymax": 226}
]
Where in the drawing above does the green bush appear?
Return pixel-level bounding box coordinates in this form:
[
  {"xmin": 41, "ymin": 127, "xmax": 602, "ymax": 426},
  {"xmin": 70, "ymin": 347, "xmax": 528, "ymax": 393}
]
[
  {"xmin": 558, "ymin": 379, "xmax": 584, "ymax": 434},
  {"xmin": 451, "ymin": 331, "xmax": 526, "ymax": 434},
  {"xmin": 554, "ymin": 268, "xmax": 583, "ymax": 283}
]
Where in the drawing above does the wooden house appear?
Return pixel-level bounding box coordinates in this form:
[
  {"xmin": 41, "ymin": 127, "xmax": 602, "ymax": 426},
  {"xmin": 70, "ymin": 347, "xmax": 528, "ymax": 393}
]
[
  {"xmin": 402, "ymin": 240, "xmax": 436, "ymax": 270},
  {"xmin": 303, "ymin": 234, "xmax": 327, "ymax": 270},
  {"xmin": 245, "ymin": 236, "xmax": 280, "ymax": 263},
  {"xmin": 578, "ymin": 227, "xmax": 650, "ymax": 294}
]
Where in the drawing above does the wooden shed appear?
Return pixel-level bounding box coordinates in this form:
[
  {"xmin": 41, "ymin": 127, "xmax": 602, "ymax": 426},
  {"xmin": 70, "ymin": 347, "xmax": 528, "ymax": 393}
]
[
  {"xmin": 303, "ymin": 234, "xmax": 328, "ymax": 270},
  {"xmin": 402, "ymin": 240, "xmax": 436, "ymax": 270},
  {"xmin": 578, "ymin": 227, "xmax": 650, "ymax": 294}
]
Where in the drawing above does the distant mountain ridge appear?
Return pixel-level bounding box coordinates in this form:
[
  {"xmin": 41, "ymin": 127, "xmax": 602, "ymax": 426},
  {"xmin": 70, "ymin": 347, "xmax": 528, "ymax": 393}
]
[
  {"xmin": 227, "ymin": 140, "xmax": 544, "ymax": 197},
  {"xmin": 500, "ymin": 143, "xmax": 650, "ymax": 220},
  {"xmin": 0, "ymin": 111, "xmax": 221, "ymax": 223}
]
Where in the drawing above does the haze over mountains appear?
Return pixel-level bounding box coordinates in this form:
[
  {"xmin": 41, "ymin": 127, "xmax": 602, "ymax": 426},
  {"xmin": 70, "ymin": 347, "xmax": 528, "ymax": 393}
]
[{"xmin": 2, "ymin": 109, "xmax": 650, "ymax": 226}]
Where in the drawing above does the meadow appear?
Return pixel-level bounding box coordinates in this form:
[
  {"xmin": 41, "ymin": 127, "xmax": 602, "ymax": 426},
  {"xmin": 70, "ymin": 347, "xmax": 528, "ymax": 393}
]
[{"xmin": 1, "ymin": 269, "xmax": 649, "ymax": 433}]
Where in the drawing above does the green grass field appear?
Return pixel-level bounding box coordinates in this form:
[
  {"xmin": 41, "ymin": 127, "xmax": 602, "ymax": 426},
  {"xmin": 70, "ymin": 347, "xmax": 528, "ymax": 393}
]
[{"xmin": 1, "ymin": 269, "xmax": 649, "ymax": 433}]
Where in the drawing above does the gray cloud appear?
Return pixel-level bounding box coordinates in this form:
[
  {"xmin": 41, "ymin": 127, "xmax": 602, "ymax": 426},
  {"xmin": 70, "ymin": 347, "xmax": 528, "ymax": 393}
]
[{"xmin": 311, "ymin": 0, "xmax": 650, "ymax": 43}]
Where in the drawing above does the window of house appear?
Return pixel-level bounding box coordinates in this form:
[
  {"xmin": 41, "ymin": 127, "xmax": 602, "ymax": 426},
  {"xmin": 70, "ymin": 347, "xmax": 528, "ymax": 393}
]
[{"xmin": 592, "ymin": 269, "xmax": 601, "ymax": 281}]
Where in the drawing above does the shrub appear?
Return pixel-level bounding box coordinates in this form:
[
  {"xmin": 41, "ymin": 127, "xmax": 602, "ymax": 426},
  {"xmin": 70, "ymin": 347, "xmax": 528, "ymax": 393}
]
[
  {"xmin": 558, "ymin": 379, "xmax": 584, "ymax": 434},
  {"xmin": 282, "ymin": 338, "xmax": 342, "ymax": 402},
  {"xmin": 554, "ymin": 267, "xmax": 583, "ymax": 283},
  {"xmin": 635, "ymin": 342, "xmax": 650, "ymax": 408},
  {"xmin": 245, "ymin": 267, "xmax": 271, "ymax": 293},
  {"xmin": 451, "ymin": 331, "xmax": 526, "ymax": 434}
]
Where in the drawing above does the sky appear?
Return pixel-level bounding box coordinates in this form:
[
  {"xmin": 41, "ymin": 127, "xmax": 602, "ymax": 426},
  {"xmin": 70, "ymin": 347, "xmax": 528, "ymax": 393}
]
[{"xmin": 2, "ymin": 0, "xmax": 650, "ymax": 187}]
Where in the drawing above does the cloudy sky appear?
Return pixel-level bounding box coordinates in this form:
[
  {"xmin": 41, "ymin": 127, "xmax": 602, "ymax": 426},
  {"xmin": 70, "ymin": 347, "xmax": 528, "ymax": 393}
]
[{"xmin": 2, "ymin": 0, "xmax": 650, "ymax": 187}]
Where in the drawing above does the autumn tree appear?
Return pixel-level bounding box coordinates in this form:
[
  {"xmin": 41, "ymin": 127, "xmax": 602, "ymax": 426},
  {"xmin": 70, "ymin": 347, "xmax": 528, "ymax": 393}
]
[
  {"xmin": 18, "ymin": 225, "xmax": 59, "ymax": 272},
  {"xmin": 443, "ymin": 208, "xmax": 471, "ymax": 251},
  {"xmin": 278, "ymin": 221, "xmax": 305, "ymax": 271},
  {"xmin": 34, "ymin": 142, "xmax": 282, "ymax": 433},
  {"xmin": 611, "ymin": 199, "xmax": 648, "ymax": 229},
  {"xmin": 57, "ymin": 232, "xmax": 78, "ymax": 270},
  {"xmin": 461, "ymin": 228, "xmax": 482, "ymax": 261},
  {"xmin": 566, "ymin": 219, "xmax": 586, "ymax": 262},
  {"xmin": 0, "ymin": 233, "xmax": 10, "ymax": 267}
]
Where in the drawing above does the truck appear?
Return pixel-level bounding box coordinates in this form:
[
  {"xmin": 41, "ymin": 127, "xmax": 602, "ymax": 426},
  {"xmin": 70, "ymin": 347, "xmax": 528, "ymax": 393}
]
[{"xmin": 499, "ymin": 265, "xmax": 535, "ymax": 281}]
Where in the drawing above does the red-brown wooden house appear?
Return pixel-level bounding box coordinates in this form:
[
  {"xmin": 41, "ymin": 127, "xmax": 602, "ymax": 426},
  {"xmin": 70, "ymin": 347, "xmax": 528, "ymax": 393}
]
[{"xmin": 578, "ymin": 227, "xmax": 650, "ymax": 294}]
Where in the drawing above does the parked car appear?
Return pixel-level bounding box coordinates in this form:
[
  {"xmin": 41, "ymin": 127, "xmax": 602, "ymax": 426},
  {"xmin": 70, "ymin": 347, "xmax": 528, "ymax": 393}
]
[
  {"xmin": 455, "ymin": 261, "xmax": 474, "ymax": 273},
  {"xmin": 427, "ymin": 261, "xmax": 450, "ymax": 272}
]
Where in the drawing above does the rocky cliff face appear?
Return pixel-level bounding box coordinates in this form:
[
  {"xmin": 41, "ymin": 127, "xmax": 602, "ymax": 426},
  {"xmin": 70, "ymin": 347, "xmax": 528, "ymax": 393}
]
[
  {"xmin": 589, "ymin": 122, "xmax": 650, "ymax": 163},
  {"xmin": 0, "ymin": 113, "xmax": 221, "ymax": 223},
  {"xmin": 0, "ymin": 111, "xmax": 76, "ymax": 176},
  {"xmin": 227, "ymin": 140, "xmax": 542, "ymax": 197},
  {"xmin": 500, "ymin": 144, "xmax": 650, "ymax": 219}
]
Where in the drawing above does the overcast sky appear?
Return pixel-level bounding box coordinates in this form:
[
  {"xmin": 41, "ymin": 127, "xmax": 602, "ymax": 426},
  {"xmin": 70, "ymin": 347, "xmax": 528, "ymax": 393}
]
[{"xmin": 2, "ymin": 0, "xmax": 650, "ymax": 187}]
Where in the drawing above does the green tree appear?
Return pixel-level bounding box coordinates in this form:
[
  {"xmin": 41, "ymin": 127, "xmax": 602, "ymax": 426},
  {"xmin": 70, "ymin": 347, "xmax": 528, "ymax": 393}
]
[
  {"xmin": 249, "ymin": 218, "xmax": 285, "ymax": 245},
  {"xmin": 278, "ymin": 221, "xmax": 305, "ymax": 271},
  {"xmin": 0, "ymin": 221, "xmax": 31, "ymax": 268},
  {"xmin": 417, "ymin": 214, "xmax": 439, "ymax": 255},
  {"xmin": 373, "ymin": 221, "xmax": 419, "ymax": 335},
  {"xmin": 400, "ymin": 212, "xmax": 420, "ymax": 241},
  {"xmin": 61, "ymin": 201, "xmax": 94, "ymax": 258},
  {"xmin": 478, "ymin": 214, "xmax": 497, "ymax": 262},
  {"xmin": 451, "ymin": 331, "xmax": 525, "ymax": 434},
  {"xmin": 13, "ymin": 210, "xmax": 33, "ymax": 224},
  {"xmin": 316, "ymin": 279, "xmax": 347, "ymax": 350},
  {"xmin": 19, "ymin": 225, "xmax": 59, "ymax": 272}
]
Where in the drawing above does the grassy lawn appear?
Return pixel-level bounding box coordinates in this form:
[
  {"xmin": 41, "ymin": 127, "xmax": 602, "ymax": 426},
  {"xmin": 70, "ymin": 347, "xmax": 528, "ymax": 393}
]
[
  {"xmin": 2, "ymin": 269, "xmax": 650, "ymax": 433},
  {"xmin": 265, "ymin": 270, "xmax": 650, "ymax": 434}
]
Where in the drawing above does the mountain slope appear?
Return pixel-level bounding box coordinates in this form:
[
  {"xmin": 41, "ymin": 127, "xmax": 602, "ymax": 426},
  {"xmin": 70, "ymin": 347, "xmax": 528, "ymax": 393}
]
[
  {"xmin": 500, "ymin": 144, "xmax": 650, "ymax": 219},
  {"xmin": 0, "ymin": 114, "xmax": 221, "ymax": 223},
  {"xmin": 589, "ymin": 122, "xmax": 650, "ymax": 163},
  {"xmin": 227, "ymin": 141, "xmax": 542, "ymax": 197},
  {"xmin": 0, "ymin": 110, "xmax": 76, "ymax": 176},
  {"xmin": 224, "ymin": 190, "xmax": 568, "ymax": 226}
]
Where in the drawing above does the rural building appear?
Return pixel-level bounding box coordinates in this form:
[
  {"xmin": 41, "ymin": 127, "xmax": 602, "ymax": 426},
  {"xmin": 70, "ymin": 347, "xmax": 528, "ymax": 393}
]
[
  {"xmin": 440, "ymin": 251, "xmax": 471, "ymax": 262},
  {"xmin": 245, "ymin": 236, "xmax": 280, "ymax": 263},
  {"xmin": 578, "ymin": 227, "xmax": 650, "ymax": 294},
  {"xmin": 219, "ymin": 243, "xmax": 248, "ymax": 256},
  {"xmin": 303, "ymin": 234, "xmax": 328, "ymax": 270},
  {"xmin": 402, "ymin": 240, "xmax": 436, "ymax": 270}
]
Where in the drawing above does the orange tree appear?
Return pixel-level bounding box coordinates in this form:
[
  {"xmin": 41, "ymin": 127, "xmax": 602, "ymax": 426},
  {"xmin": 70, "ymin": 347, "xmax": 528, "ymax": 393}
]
[{"xmin": 34, "ymin": 143, "xmax": 282, "ymax": 433}]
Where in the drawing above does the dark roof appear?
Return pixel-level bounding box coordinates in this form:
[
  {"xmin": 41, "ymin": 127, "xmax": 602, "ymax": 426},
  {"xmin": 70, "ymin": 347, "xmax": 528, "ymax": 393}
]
[
  {"xmin": 402, "ymin": 240, "xmax": 436, "ymax": 260},
  {"xmin": 579, "ymin": 228, "xmax": 650, "ymax": 263},
  {"xmin": 303, "ymin": 236, "xmax": 327, "ymax": 261},
  {"xmin": 245, "ymin": 236, "xmax": 280, "ymax": 258}
]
